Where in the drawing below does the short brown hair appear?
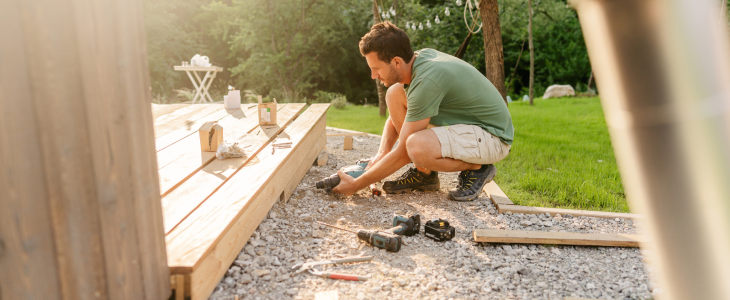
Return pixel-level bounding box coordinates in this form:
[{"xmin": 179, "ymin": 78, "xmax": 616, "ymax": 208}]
[{"xmin": 359, "ymin": 21, "xmax": 414, "ymax": 64}]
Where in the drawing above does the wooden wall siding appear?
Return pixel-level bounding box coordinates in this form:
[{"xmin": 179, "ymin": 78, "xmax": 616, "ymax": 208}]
[{"xmin": 0, "ymin": 0, "xmax": 170, "ymax": 299}]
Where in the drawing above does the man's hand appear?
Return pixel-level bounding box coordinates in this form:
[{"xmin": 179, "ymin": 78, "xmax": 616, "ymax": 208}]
[
  {"xmin": 331, "ymin": 171, "xmax": 358, "ymax": 195},
  {"xmin": 366, "ymin": 153, "xmax": 385, "ymax": 170}
]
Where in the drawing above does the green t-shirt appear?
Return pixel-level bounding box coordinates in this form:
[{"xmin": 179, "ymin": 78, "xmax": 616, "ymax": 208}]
[{"xmin": 404, "ymin": 48, "xmax": 514, "ymax": 145}]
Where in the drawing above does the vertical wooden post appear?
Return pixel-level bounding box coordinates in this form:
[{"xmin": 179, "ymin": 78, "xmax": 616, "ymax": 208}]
[
  {"xmin": 479, "ymin": 0, "xmax": 508, "ymax": 104},
  {"xmin": 0, "ymin": 0, "xmax": 170, "ymax": 299}
]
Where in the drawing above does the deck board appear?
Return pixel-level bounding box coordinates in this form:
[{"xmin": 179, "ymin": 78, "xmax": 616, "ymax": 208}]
[
  {"xmin": 156, "ymin": 105, "xmax": 260, "ymax": 195},
  {"xmin": 152, "ymin": 104, "xmax": 223, "ymax": 139},
  {"xmin": 161, "ymin": 104, "xmax": 305, "ymax": 233},
  {"xmin": 165, "ymin": 104, "xmax": 328, "ymax": 299}
]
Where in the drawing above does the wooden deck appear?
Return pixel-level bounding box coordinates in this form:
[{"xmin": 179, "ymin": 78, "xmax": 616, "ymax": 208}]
[{"xmin": 152, "ymin": 103, "xmax": 329, "ymax": 300}]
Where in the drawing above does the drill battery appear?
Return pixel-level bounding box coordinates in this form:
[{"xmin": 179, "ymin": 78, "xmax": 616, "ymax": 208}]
[{"xmin": 424, "ymin": 218, "xmax": 455, "ymax": 241}]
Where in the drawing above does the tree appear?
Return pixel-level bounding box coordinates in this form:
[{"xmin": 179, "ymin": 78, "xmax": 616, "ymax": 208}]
[
  {"xmin": 372, "ymin": 0, "xmax": 388, "ymax": 116},
  {"xmin": 479, "ymin": 0, "xmax": 508, "ymax": 104},
  {"xmin": 528, "ymin": 0, "xmax": 535, "ymax": 105}
]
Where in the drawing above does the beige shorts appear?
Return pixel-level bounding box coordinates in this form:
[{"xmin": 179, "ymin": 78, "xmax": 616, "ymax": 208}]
[{"xmin": 431, "ymin": 124, "xmax": 511, "ymax": 165}]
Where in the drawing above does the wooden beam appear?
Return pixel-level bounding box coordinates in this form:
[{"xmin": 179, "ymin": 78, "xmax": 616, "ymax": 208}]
[
  {"xmin": 473, "ymin": 229, "xmax": 644, "ymax": 247},
  {"xmin": 326, "ymin": 132, "xmax": 368, "ymax": 137},
  {"xmin": 165, "ymin": 104, "xmax": 329, "ymax": 299},
  {"xmin": 344, "ymin": 136, "xmax": 353, "ymax": 150},
  {"xmin": 484, "ymin": 181, "xmax": 514, "ymax": 206},
  {"xmin": 156, "ymin": 105, "xmax": 259, "ymax": 195},
  {"xmin": 161, "ymin": 104, "xmax": 305, "ymax": 233},
  {"xmin": 497, "ymin": 205, "xmax": 641, "ymax": 220},
  {"xmin": 1, "ymin": 0, "xmax": 170, "ymax": 298},
  {"xmin": 485, "ymin": 181, "xmax": 640, "ymax": 220},
  {"xmin": 152, "ymin": 103, "xmax": 190, "ymax": 119},
  {"xmin": 155, "ymin": 106, "xmax": 230, "ymax": 151}
]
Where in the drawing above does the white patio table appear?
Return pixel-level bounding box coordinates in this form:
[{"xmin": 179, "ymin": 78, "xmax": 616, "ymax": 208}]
[{"xmin": 173, "ymin": 65, "xmax": 224, "ymax": 103}]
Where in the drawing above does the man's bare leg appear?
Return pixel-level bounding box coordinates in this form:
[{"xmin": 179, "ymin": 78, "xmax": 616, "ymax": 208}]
[{"xmin": 405, "ymin": 129, "xmax": 481, "ymax": 172}]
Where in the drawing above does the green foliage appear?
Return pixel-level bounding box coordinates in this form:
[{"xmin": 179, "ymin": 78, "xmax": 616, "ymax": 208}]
[{"xmin": 143, "ymin": 0, "xmax": 592, "ymax": 103}]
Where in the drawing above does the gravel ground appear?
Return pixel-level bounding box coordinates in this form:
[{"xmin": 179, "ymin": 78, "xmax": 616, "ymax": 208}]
[{"xmin": 208, "ymin": 129, "xmax": 661, "ymax": 300}]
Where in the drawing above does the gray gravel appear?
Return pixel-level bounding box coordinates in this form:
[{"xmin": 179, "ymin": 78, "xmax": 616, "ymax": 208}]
[{"xmin": 208, "ymin": 129, "xmax": 660, "ymax": 300}]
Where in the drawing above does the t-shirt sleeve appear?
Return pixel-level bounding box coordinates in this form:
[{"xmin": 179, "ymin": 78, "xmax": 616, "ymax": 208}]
[{"xmin": 405, "ymin": 78, "xmax": 446, "ymax": 122}]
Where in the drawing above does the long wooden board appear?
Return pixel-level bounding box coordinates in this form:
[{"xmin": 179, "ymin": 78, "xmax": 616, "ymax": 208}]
[
  {"xmin": 156, "ymin": 105, "xmax": 260, "ymax": 195},
  {"xmin": 161, "ymin": 104, "xmax": 306, "ymax": 233},
  {"xmin": 155, "ymin": 108, "xmax": 231, "ymax": 152},
  {"xmin": 152, "ymin": 103, "xmax": 189, "ymax": 119},
  {"xmin": 497, "ymin": 205, "xmax": 641, "ymax": 220},
  {"xmin": 473, "ymin": 229, "xmax": 644, "ymax": 247},
  {"xmin": 484, "ymin": 181, "xmax": 640, "ymax": 220},
  {"xmin": 153, "ymin": 104, "xmax": 223, "ymax": 139},
  {"xmin": 484, "ymin": 181, "xmax": 514, "ymax": 206},
  {"xmin": 166, "ymin": 104, "xmax": 329, "ymax": 299}
]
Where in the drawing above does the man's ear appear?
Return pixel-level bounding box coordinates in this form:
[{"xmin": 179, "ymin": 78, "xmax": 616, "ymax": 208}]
[{"xmin": 392, "ymin": 56, "xmax": 403, "ymax": 68}]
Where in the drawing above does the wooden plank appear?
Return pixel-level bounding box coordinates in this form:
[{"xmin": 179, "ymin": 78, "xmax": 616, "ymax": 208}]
[
  {"xmin": 156, "ymin": 105, "xmax": 259, "ymax": 195},
  {"xmin": 153, "ymin": 104, "xmax": 223, "ymax": 138},
  {"xmin": 187, "ymin": 110, "xmax": 327, "ymax": 300},
  {"xmin": 175, "ymin": 275, "xmax": 185, "ymax": 300},
  {"xmin": 326, "ymin": 132, "xmax": 369, "ymax": 137},
  {"xmin": 284, "ymin": 131, "xmax": 327, "ymax": 203},
  {"xmin": 473, "ymin": 229, "xmax": 644, "ymax": 247},
  {"xmin": 486, "ymin": 181, "xmax": 640, "ymax": 220},
  {"xmin": 344, "ymin": 136, "xmax": 354, "ymax": 150},
  {"xmin": 485, "ymin": 181, "xmax": 515, "ymax": 206},
  {"xmin": 109, "ymin": 0, "xmax": 171, "ymax": 298},
  {"xmin": 152, "ymin": 103, "xmax": 189, "ymax": 119},
  {"xmin": 0, "ymin": 2, "xmax": 64, "ymax": 298},
  {"xmin": 155, "ymin": 107, "xmax": 230, "ymax": 151},
  {"xmin": 161, "ymin": 104, "xmax": 305, "ymax": 233},
  {"xmin": 498, "ymin": 205, "xmax": 641, "ymax": 220},
  {"xmin": 165, "ymin": 104, "xmax": 329, "ymax": 300}
]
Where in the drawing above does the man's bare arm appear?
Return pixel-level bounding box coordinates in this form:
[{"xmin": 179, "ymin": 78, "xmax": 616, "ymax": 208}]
[
  {"xmin": 333, "ymin": 118, "xmax": 430, "ymax": 195},
  {"xmin": 367, "ymin": 116, "xmax": 398, "ymax": 169}
]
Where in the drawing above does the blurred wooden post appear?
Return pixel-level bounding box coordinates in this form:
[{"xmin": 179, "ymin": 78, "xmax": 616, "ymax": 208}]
[
  {"xmin": 571, "ymin": 0, "xmax": 730, "ymax": 299},
  {"xmin": 0, "ymin": 0, "xmax": 170, "ymax": 299}
]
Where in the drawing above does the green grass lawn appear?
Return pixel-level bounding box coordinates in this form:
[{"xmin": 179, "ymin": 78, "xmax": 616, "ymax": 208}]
[
  {"xmin": 326, "ymin": 104, "xmax": 389, "ymax": 135},
  {"xmin": 326, "ymin": 98, "xmax": 628, "ymax": 213}
]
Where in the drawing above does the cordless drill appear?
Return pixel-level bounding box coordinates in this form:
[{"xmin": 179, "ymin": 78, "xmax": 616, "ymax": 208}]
[
  {"xmin": 316, "ymin": 221, "xmax": 402, "ymax": 252},
  {"xmin": 385, "ymin": 214, "xmax": 421, "ymax": 236},
  {"xmin": 316, "ymin": 159, "xmax": 382, "ymax": 195}
]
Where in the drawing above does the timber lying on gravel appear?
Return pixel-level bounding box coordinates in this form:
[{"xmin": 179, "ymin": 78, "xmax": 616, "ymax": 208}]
[
  {"xmin": 483, "ymin": 181, "xmax": 641, "ymax": 220},
  {"xmin": 473, "ymin": 229, "xmax": 644, "ymax": 247}
]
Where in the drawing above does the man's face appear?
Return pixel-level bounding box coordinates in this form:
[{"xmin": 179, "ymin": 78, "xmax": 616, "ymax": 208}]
[{"xmin": 364, "ymin": 52, "xmax": 401, "ymax": 87}]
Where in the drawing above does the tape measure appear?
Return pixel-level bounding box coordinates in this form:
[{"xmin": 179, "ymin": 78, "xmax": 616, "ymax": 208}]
[{"xmin": 424, "ymin": 218, "xmax": 455, "ymax": 241}]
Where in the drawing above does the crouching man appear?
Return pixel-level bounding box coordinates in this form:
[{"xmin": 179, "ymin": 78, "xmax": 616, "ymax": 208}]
[{"xmin": 333, "ymin": 21, "xmax": 514, "ymax": 201}]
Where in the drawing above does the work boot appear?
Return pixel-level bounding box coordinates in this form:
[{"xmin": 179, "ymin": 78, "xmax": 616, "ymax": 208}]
[
  {"xmin": 448, "ymin": 164, "xmax": 496, "ymax": 201},
  {"xmin": 383, "ymin": 166, "xmax": 440, "ymax": 194}
]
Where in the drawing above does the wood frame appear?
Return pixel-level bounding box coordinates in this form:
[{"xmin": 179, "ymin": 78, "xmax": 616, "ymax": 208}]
[
  {"xmin": 473, "ymin": 229, "xmax": 644, "ymax": 247},
  {"xmin": 484, "ymin": 182, "xmax": 641, "ymax": 220}
]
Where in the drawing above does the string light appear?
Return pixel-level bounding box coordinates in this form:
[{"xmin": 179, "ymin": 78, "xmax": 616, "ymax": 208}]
[
  {"xmin": 418, "ymin": 22, "xmax": 423, "ymax": 30},
  {"xmin": 456, "ymin": 0, "xmax": 462, "ymax": 6},
  {"xmin": 445, "ymin": 7, "xmax": 451, "ymax": 16},
  {"xmin": 435, "ymin": 15, "xmax": 440, "ymax": 24},
  {"xmin": 389, "ymin": 7, "xmax": 396, "ymax": 16},
  {"xmin": 427, "ymin": 20, "xmax": 432, "ymax": 28}
]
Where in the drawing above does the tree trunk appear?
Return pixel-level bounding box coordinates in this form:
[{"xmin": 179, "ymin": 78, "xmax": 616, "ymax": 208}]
[
  {"xmin": 479, "ymin": 0, "xmax": 508, "ymax": 105},
  {"xmin": 528, "ymin": 0, "xmax": 535, "ymax": 105},
  {"xmin": 372, "ymin": 0, "xmax": 387, "ymax": 116}
]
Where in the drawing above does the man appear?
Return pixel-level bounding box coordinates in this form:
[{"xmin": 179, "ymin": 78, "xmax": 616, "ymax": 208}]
[{"xmin": 332, "ymin": 21, "xmax": 514, "ymax": 201}]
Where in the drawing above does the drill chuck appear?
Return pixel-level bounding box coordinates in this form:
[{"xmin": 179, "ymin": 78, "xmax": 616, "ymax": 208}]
[{"xmin": 315, "ymin": 174, "xmax": 341, "ymax": 192}]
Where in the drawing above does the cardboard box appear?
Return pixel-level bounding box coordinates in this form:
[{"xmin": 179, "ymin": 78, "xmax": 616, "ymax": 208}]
[
  {"xmin": 257, "ymin": 95, "xmax": 277, "ymax": 126},
  {"xmin": 199, "ymin": 121, "xmax": 224, "ymax": 152}
]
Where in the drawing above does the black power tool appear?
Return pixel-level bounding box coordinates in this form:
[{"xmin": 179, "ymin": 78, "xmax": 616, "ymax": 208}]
[
  {"xmin": 385, "ymin": 214, "xmax": 421, "ymax": 236},
  {"xmin": 317, "ymin": 221, "xmax": 402, "ymax": 252}
]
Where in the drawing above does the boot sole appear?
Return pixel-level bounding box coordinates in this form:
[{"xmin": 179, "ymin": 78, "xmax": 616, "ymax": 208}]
[{"xmin": 384, "ymin": 182, "xmax": 440, "ymax": 194}]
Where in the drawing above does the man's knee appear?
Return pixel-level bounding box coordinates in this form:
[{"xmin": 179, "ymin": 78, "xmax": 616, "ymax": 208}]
[{"xmin": 405, "ymin": 132, "xmax": 433, "ymax": 165}]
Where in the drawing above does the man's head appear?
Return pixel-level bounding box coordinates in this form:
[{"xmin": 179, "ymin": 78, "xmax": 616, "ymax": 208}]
[{"xmin": 359, "ymin": 21, "xmax": 414, "ymax": 86}]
